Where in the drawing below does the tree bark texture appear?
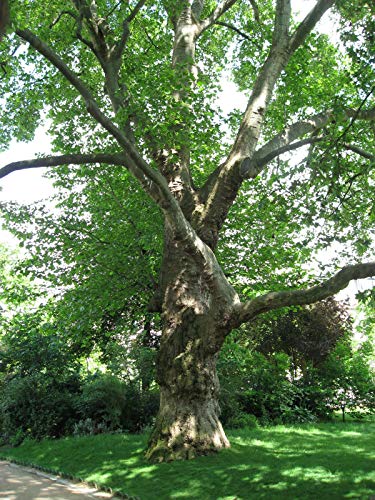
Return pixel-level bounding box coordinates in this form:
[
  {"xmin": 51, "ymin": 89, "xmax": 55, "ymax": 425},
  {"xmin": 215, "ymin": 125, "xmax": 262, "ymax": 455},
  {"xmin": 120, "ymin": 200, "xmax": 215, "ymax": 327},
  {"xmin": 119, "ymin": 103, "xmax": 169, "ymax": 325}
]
[
  {"xmin": 145, "ymin": 229, "xmax": 238, "ymax": 461},
  {"xmin": 0, "ymin": 0, "xmax": 9, "ymax": 41},
  {"xmin": 146, "ymin": 338, "xmax": 230, "ymax": 462}
]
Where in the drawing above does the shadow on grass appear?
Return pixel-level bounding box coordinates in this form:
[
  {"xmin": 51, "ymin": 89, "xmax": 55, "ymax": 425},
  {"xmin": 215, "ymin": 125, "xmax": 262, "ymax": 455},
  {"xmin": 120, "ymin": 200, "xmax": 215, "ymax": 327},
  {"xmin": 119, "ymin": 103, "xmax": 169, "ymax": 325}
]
[{"xmin": 1, "ymin": 422, "xmax": 374, "ymax": 500}]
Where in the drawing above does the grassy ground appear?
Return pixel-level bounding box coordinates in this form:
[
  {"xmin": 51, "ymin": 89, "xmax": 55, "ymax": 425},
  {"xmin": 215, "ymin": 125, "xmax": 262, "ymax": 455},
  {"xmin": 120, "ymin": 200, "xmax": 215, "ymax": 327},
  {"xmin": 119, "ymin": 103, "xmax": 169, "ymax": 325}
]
[{"xmin": 1, "ymin": 421, "xmax": 374, "ymax": 499}]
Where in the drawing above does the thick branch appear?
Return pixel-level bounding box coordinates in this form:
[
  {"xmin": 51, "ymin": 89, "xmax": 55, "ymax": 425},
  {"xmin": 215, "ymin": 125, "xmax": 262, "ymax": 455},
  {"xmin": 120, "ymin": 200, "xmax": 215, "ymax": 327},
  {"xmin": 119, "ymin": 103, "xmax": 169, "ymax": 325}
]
[
  {"xmin": 344, "ymin": 144, "xmax": 374, "ymax": 161},
  {"xmin": 214, "ymin": 1, "xmax": 291, "ymax": 161},
  {"xmin": 227, "ymin": 0, "xmax": 337, "ymax": 164},
  {"xmin": 240, "ymin": 107, "xmax": 375, "ymax": 178},
  {"xmin": 255, "ymin": 112, "xmax": 331, "ymax": 158},
  {"xmin": 241, "ymin": 137, "xmax": 323, "ymax": 178},
  {"xmin": 272, "ymin": 0, "xmax": 292, "ymax": 43},
  {"xmin": 347, "ymin": 107, "xmax": 375, "ymax": 121},
  {"xmin": 289, "ymin": 0, "xmax": 336, "ymax": 53},
  {"xmin": 156, "ymin": 6, "xmax": 201, "ymax": 210},
  {"xmin": 234, "ymin": 262, "xmax": 375, "ymax": 325},
  {"xmin": 0, "ymin": 153, "xmax": 125, "ymax": 179},
  {"xmin": 198, "ymin": 0, "xmax": 238, "ymax": 33}
]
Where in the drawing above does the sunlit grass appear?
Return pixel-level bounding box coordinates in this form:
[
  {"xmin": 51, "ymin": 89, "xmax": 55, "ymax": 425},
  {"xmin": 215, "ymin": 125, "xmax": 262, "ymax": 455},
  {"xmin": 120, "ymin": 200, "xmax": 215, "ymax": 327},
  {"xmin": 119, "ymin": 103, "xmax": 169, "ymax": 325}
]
[{"xmin": 1, "ymin": 421, "xmax": 374, "ymax": 499}]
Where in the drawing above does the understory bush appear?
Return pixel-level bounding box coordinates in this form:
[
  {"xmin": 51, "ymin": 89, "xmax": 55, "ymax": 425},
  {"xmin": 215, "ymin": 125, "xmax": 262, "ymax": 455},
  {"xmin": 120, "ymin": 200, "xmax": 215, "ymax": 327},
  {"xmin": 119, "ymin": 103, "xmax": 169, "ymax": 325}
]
[
  {"xmin": 0, "ymin": 373, "xmax": 79, "ymax": 445},
  {"xmin": 75, "ymin": 374, "xmax": 127, "ymax": 431},
  {"xmin": 226, "ymin": 412, "xmax": 258, "ymax": 429},
  {"xmin": 218, "ymin": 340, "xmax": 316, "ymax": 426},
  {"xmin": 0, "ymin": 323, "xmax": 160, "ymax": 444},
  {"xmin": 75, "ymin": 375, "xmax": 159, "ymax": 434},
  {"xmin": 0, "ymin": 372, "xmax": 159, "ymax": 445},
  {"xmin": 218, "ymin": 332, "xmax": 375, "ymax": 427}
]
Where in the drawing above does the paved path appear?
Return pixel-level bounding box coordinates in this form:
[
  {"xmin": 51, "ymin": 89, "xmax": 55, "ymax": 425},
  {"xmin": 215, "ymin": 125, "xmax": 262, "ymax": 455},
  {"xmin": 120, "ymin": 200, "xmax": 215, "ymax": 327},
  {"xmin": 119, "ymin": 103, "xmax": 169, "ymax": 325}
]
[{"xmin": 0, "ymin": 461, "xmax": 118, "ymax": 500}]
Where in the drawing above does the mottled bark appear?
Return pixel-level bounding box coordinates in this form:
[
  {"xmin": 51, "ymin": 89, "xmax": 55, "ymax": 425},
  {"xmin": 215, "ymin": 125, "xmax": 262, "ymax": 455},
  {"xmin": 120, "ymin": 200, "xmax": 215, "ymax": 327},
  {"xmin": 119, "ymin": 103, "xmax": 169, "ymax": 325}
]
[
  {"xmin": 0, "ymin": 0, "xmax": 9, "ymax": 41},
  {"xmin": 146, "ymin": 329, "xmax": 230, "ymax": 462},
  {"xmin": 145, "ymin": 229, "xmax": 239, "ymax": 462},
  {"xmin": 158, "ymin": 5, "xmax": 199, "ymax": 211}
]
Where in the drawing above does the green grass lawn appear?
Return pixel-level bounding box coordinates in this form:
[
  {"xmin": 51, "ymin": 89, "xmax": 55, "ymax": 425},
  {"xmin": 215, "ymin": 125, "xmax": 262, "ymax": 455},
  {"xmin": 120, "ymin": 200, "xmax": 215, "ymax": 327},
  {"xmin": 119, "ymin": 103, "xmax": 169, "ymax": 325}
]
[{"xmin": 1, "ymin": 421, "xmax": 374, "ymax": 499}]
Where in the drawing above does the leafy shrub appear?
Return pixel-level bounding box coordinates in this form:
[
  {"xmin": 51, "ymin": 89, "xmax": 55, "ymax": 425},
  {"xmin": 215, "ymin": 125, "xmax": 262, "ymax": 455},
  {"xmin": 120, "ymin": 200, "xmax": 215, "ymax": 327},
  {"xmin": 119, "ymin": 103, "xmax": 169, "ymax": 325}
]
[
  {"xmin": 75, "ymin": 374, "xmax": 127, "ymax": 430},
  {"xmin": 279, "ymin": 405, "xmax": 317, "ymax": 424},
  {"xmin": 226, "ymin": 412, "xmax": 258, "ymax": 429},
  {"xmin": 219, "ymin": 340, "xmax": 309, "ymax": 425},
  {"xmin": 119, "ymin": 384, "xmax": 159, "ymax": 432},
  {"xmin": 0, "ymin": 374, "xmax": 79, "ymax": 444},
  {"xmin": 219, "ymin": 334, "xmax": 339, "ymax": 425},
  {"xmin": 76, "ymin": 374, "xmax": 159, "ymax": 433}
]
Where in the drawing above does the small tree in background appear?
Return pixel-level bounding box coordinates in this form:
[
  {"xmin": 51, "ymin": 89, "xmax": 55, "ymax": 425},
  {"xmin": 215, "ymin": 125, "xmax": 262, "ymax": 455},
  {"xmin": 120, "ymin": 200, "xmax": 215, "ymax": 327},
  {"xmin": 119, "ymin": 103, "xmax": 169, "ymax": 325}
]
[
  {"xmin": 251, "ymin": 299, "xmax": 353, "ymax": 375},
  {"xmin": 318, "ymin": 335, "xmax": 375, "ymax": 422},
  {"xmin": 218, "ymin": 299, "xmax": 374, "ymax": 424}
]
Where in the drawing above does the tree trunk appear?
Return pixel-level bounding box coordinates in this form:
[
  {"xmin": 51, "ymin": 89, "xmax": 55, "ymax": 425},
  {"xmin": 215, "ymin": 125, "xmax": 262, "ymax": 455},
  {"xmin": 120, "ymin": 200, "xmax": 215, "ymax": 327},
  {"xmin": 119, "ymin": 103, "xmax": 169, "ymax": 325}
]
[
  {"xmin": 145, "ymin": 230, "xmax": 238, "ymax": 462},
  {"xmin": 145, "ymin": 333, "xmax": 229, "ymax": 462}
]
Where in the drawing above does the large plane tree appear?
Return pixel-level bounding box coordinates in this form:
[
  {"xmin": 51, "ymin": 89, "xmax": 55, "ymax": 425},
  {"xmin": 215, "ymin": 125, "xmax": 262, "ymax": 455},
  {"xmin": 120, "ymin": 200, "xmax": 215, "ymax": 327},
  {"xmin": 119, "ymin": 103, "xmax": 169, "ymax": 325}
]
[{"xmin": 0, "ymin": 0, "xmax": 374, "ymax": 462}]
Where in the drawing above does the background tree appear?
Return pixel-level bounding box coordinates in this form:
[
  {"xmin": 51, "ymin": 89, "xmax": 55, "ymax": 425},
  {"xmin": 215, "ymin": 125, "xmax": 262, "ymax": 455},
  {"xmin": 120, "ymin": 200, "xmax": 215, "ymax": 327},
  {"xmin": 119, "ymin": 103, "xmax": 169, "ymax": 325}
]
[
  {"xmin": 252, "ymin": 299, "xmax": 353, "ymax": 374},
  {"xmin": 217, "ymin": 299, "xmax": 374, "ymax": 426},
  {"xmin": 318, "ymin": 339, "xmax": 375, "ymax": 422},
  {"xmin": 0, "ymin": 0, "xmax": 374, "ymax": 461}
]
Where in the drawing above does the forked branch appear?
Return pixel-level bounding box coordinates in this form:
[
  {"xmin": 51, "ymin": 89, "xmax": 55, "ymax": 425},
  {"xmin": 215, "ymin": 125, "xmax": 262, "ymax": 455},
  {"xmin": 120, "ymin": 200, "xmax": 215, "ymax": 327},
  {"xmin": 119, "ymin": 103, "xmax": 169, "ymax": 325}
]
[
  {"xmin": 14, "ymin": 28, "xmax": 192, "ymax": 242},
  {"xmin": 240, "ymin": 107, "xmax": 375, "ymax": 178},
  {"xmin": 234, "ymin": 262, "xmax": 375, "ymax": 326},
  {"xmin": 198, "ymin": 0, "xmax": 338, "ymax": 228},
  {"xmin": 240, "ymin": 137, "xmax": 323, "ymax": 178},
  {"xmin": 113, "ymin": 0, "xmax": 147, "ymax": 60},
  {"xmin": 198, "ymin": 0, "xmax": 239, "ymax": 33},
  {"xmin": 127, "ymin": 0, "xmax": 147, "ymax": 23},
  {"xmin": 16, "ymin": 29, "xmax": 126, "ymax": 147}
]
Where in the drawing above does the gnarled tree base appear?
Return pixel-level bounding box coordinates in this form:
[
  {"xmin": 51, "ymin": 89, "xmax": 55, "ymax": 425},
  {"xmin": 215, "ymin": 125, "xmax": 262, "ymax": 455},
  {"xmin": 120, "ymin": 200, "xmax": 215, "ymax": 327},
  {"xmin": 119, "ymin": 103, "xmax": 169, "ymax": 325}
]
[{"xmin": 145, "ymin": 398, "xmax": 230, "ymax": 462}]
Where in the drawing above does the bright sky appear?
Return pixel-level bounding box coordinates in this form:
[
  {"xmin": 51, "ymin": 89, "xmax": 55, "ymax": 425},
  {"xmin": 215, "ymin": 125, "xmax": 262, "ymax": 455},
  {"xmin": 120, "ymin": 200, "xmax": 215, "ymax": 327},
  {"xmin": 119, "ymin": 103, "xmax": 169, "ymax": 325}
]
[
  {"xmin": 0, "ymin": 127, "xmax": 53, "ymax": 247},
  {"xmin": 0, "ymin": 128, "xmax": 52, "ymax": 205},
  {"xmin": 0, "ymin": 1, "xmax": 373, "ymax": 303}
]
